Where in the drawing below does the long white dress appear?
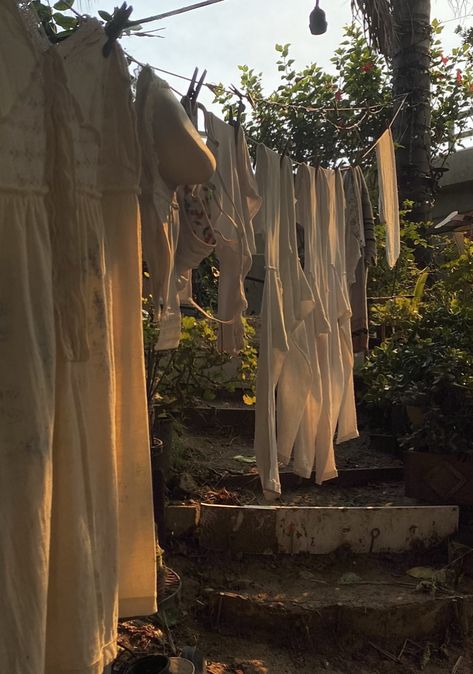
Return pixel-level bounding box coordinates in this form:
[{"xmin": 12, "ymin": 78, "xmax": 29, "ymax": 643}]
[
  {"xmin": 254, "ymin": 147, "xmax": 314, "ymax": 499},
  {"xmin": 276, "ymin": 157, "xmax": 315, "ymax": 465},
  {"xmin": 293, "ymin": 165, "xmax": 331, "ymax": 480},
  {"xmin": 46, "ymin": 21, "xmax": 156, "ymax": 674},
  {"xmin": 0, "ymin": 3, "xmax": 56, "ymax": 671}
]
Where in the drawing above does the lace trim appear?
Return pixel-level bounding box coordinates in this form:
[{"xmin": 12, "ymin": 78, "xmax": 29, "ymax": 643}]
[{"xmin": 17, "ymin": 2, "xmax": 50, "ymax": 52}]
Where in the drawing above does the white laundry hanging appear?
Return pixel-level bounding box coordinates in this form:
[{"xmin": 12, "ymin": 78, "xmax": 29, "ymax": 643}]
[
  {"xmin": 0, "ymin": 3, "xmax": 56, "ymax": 671},
  {"xmin": 377, "ymin": 128, "xmax": 400, "ymax": 269},
  {"xmin": 293, "ymin": 164, "xmax": 332, "ymax": 482},
  {"xmin": 175, "ymin": 183, "xmax": 216, "ymax": 305},
  {"xmin": 344, "ymin": 166, "xmax": 376, "ymax": 354},
  {"xmin": 136, "ymin": 66, "xmax": 181, "ymax": 351},
  {"xmin": 205, "ymin": 113, "xmax": 261, "ymax": 354},
  {"xmin": 326, "ymin": 169, "xmax": 359, "ymax": 446},
  {"xmin": 253, "ymin": 146, "xmax": 314, "ymax": 499},
  {"xmin": 46, "ymin": 20, "xmax": 156, "ymax": 674},
  {"xmin": 275, "ymin": 157, "xmax": 315, "ymax": 467}
]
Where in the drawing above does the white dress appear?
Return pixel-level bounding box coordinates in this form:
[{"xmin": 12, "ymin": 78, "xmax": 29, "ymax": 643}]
[
  {"xmin": 253, "ymin": 147, "xmax": 314, "ymax": 499},
  {"xmin": 0, "ymin": 3, "xmax": 56, "ymax": 671},
  {"xmin": 293, "ymin": 165, "xmax": 331, "ymax": 480}
]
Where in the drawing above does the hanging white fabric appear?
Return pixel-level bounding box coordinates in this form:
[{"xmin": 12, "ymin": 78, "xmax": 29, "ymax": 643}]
[
  {"xmin": 253, "ymin": 146, "xmax": 314, "ymax": 499},
  {"xmin": 205, "ymin": 112, "xmax": 261, "ymax": 354},
  {"xmin": 376, "ymin": 128, "xmax": 400, "ymax": 269}
]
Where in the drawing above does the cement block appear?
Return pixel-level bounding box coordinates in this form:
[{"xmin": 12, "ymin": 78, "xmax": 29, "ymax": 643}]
[
  {"xmin": 165, "ymin": 504, "xmax": 200, "ymax": 537},
  {"xmin": 200, "ymin": 503, "xmax": 459, "ymax": 555}
]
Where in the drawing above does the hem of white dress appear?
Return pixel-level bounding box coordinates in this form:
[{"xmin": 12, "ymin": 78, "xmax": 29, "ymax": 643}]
[
  {"xmin": 336, "ymin": 430, "xmax": 360, "ymax": 445},
  {"xmin": 292, "ymin": 465, "xmax": 313, "ymax": 480},
  {"xmin": 119, "ymin": 596, "xmax": 157, "ymax": 619},
  {"xmin": 315, "ymin": 469, "xmax": 338, "ymax": 485},
  {"xmin": 261, "ymin": 477, "xmax": 282, "ymax": 500},
  {"xmin": 48, "ymin": 640, "xmax": 117, "ymax": 674}
]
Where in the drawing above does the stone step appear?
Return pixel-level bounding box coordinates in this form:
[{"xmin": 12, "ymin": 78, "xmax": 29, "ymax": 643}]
[
  {"xmin": 199, "ymin": 503, "xmax": 459, "ymax": 555},
  {"xmin": 205, "ymin": 563, "xmax": 473, "ymax": 647}
]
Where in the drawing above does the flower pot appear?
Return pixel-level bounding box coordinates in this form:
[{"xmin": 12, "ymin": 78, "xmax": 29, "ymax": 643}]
[
  {"xmin": 151, "ymin": 439, "xmax": 166, "ymax": 544},
  {"xmin": 124, "ymin": 654, "xmax": 170, "ymax": 674},
  {"xmin": 406, "ymin": 405, "xmax": 426, "ymax": 430},
  {"xmin": 152, "ymin": 414, "xmax": 174, "ymax": 478},
  {"xmin": 405, "ymin": 451, "xmax": 473, "ymax": 505},
  {"xmin": 168, "ymin": 658, "xmax": 195, "ymax": 674}
]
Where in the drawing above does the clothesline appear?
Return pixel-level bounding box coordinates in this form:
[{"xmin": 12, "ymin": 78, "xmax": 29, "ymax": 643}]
[{"xmin": 124, "ymin": 50, "xmax": 409, "ymax": 169}]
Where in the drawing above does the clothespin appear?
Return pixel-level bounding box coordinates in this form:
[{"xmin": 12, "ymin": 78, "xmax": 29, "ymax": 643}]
[
  {"xmin": 280, "ymin": 138, "xmax": 292, "ymax": 164},
  {"xmin": 103, "ymin": 2, "xmax": 134, "ymax": 57},
  {"xmin": 182, "ymin": 67, "xmax": 207, "ymax": 126},
  {"xmin": 228, "ymin": 85, "xmax": 246, "ymax": 140}
]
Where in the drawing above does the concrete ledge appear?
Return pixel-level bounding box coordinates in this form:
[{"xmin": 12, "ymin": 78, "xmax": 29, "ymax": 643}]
[
  {"xmin": 200, "ymin": 504, "xmax": 459, "ymax": 555},
  {"xmin": 165, "ymin": 504, "xmax": 200, "ymax": 537}
]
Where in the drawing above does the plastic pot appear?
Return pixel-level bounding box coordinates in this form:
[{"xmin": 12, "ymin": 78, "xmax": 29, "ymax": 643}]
[{"xmin": 168, "ymin": 657, "xmax": 195, "ymax": 674}]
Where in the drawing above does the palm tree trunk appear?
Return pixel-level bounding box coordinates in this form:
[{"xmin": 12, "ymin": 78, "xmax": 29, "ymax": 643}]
[{"xmin": 392, "ymin": 0, "xmax": 432, "ymax": 225}]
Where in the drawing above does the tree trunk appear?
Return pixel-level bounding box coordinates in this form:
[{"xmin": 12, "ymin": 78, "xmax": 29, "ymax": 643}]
[{"xmin": 392, "ymin": 0, "xmax": 433, "ymax": 225}]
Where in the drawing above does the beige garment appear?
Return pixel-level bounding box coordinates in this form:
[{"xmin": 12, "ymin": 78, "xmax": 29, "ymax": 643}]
[
  {"xmin": 0, "ymin": 4, "xmax": 55, "ymax": 671},
  {"xmin": 175, "ymin": 184, "xmax": 216, "ymax": 304},
  {"xmin": 101, "ymin": 41, "xmax": 157, "ymax": 618},
  {"xmin": 205, "ymin": 113, "xmax": 262, "ymax": 354},
  {"xmin": 344, "ymin": 166, "xmax": 376, "ymax": 354},
  {"xmin": 253, "ymin": 145, "xmax": 289, "ymax": 497},
  {"xmin": 376, "ymin": 129, "xmax": 400, "ymax": 269},
  {"xmin": 136, "ymin": 67, "xmax": 181, "ymax": 351},
  {"xmin": 46, "ymin": 21, "xmax": 156, "ymax": 674},
  {"xmin": 293, "ymin": 165, "xmax": 331, "ymax": 480}
]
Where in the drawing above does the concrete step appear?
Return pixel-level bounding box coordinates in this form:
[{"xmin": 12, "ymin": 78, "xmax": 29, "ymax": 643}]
[
  {"xmin": 205, "ymin": 559, "xmax": 473, "ymax": 647},
  {"xmin": 199, "ymin": 503, "xmax": 459, "ymax": 555}
]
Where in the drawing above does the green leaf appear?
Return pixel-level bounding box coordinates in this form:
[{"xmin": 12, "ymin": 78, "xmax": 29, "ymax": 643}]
[
  {"xmin": 52, "ymin": 12, "xmax": 78, "ymax": 29},
  {"xmin": 54, "ymin": 0, "xmax": 74, "ymax": 9},
  {"xmin": 98, "ymin": 10, "xmax": 113, "ymax": 21}
]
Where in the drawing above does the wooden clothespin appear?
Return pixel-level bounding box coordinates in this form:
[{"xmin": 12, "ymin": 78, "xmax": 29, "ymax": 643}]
[
  {"xmin": 228, "ymin": 85, "xmax": 246, "ymax": 140},
  {"xmin": 182, "ymin": 67, "xmax": 207, "ymax": 126},
  {"xmin": 280, "ymin": 138, "xmax": 292, "ymax": 164},
  {"xmin": 103, "ymin": 2, "xmax": 134, "ymax": 57}
]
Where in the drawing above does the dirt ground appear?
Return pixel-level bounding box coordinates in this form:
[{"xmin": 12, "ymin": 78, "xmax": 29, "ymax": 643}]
[{"xmin": 170, "ymin": 426, "xmax": 408, "ymax": 508}]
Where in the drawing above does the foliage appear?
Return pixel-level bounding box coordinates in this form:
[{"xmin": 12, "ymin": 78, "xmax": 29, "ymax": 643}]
[
  {"xmin": 214, "ymin": 23, "xmax": 473, "ymax": 173},
  {"xmin": 362, "ymin": 243, "xmax": 473, "ymax": 454},
  {"xmin": 143, "ymin": 298, "xmax": 258, "ymax": 425}
]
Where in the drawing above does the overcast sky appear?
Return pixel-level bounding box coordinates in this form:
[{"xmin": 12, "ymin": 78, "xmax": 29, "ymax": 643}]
[{"xmin": 89, "ymin": 0, "xmax": 470, "ymax": 110}]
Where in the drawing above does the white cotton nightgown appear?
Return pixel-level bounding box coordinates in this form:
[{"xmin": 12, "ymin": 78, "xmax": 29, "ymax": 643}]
[
  {"xmin": 205, "ymin": 113, "xmax": 261, "ymax": 354},
  {"xmin": 45, "ymin": 21, "xmax": 156, "ymax": 674},
  {"xmin": 275, "ymin": 157, "xmax": 315, "ymax": 466},
  {"xmin": 293, "ymin": 165, "xmax": 331, "ymax": 481},
  {"xmin": 101, "ymin": 38, "xmax": 157, "ymax": 619},
  {"xmin": 254, "ymin": 148, "xmax": 314, "ymax": 499},
  {"xmin": 327, "ymin": 169, "xmax": 359, "ymax": 446},
  {"xmin": 253, "ymin": 145, "xmax": 289, "ymax": 498},
  {"xmin": 0, "ymin": 3, "xmax": 56, "ymax": 671}
]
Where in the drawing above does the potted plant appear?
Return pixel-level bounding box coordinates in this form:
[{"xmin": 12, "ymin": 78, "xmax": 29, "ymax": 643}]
[{"xmin": 362, "ymin": 244, "xmax": 473, "ymax": 504}]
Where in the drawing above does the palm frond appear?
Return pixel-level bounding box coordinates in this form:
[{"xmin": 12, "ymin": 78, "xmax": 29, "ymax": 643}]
[{"xmin": 351, "ymin": 0, "xmax": 397, "ymax": 57}]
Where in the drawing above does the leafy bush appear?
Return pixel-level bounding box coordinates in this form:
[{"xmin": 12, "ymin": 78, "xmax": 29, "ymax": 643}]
[
  {"xmin": 143, "ymin": 299, "xmax": 257, "ymax": 425},
  {"xmin": 362, "ymin": 244, "xmax": 473, "ymax": 453}
]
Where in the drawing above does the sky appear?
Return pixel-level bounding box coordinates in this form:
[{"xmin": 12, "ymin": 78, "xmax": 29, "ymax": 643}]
[{"xmin": 85, "ymin": 0, "xmax": 471, "ymax": 111}]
